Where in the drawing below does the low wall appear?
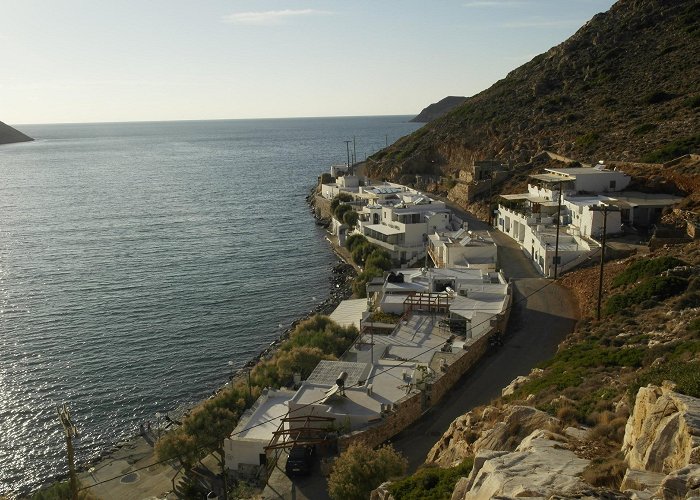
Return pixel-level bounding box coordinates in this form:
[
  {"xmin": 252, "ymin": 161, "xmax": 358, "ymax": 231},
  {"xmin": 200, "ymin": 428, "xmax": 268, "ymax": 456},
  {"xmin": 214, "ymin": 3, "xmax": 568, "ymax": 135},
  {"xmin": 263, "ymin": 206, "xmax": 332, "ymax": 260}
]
[
  {"xmin": 429, "ymin": 331, "xmax": 491, "ymax": 404},
  {"xmin": 337, "ymin": 390, "xmax": 423, "ymax": 452}
]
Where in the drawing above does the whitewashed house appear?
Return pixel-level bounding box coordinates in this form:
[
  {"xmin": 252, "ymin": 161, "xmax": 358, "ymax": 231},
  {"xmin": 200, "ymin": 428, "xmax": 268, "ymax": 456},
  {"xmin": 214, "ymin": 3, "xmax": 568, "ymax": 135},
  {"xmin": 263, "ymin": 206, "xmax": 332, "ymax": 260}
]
[
  {"xmin": 355, "ymin": 192, "xmax": 453, "ymax": 264},
  {"xmin": 428, "ymin": 228, "xmax": 497, "ymax": 270}
]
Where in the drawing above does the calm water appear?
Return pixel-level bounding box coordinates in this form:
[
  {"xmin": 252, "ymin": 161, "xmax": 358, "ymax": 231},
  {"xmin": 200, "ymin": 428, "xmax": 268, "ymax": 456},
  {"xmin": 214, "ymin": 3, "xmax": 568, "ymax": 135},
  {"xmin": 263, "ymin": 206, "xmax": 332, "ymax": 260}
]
[{"xmin": 0, "ymin": 116, "xmax": 421, "ymax": 496}]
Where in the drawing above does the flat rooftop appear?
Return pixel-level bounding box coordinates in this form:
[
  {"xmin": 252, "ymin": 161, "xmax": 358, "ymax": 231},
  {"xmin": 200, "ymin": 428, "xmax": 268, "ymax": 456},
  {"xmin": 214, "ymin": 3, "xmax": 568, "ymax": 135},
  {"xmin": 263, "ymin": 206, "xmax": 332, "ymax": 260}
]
[
  {"xmin": 329, "ymin": 299, "xmax": 367, "ymax": 330},
  {"xmin": 605, "ymin": 191, "xmax": 684, "ymax": 208},
  {"xmin": 291, "ymin": 360, "xmax": 418, "ymax": 416},
  {"xmin": 372, "ymin": 314, "xmax": 451, "ymax": 364},
  {"xmin": 231, "ymin": 388, "xmax": 297, "ymax": 441}
]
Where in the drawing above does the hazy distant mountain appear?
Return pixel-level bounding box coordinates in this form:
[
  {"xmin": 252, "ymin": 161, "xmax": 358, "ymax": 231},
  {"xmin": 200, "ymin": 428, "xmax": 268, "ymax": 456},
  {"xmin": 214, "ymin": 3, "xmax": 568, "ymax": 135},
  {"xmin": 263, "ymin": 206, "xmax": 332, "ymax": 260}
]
[
  {"xmin": 368, "ymin": 0, "xmax": 700, "ymax": 180},
  {"xmin": 0, "ymin": 121, "xmax": 33, "ymax": 145},
  {"xmin": 410, "ymin": 96, "xmax": 467, "ymax": 123}
]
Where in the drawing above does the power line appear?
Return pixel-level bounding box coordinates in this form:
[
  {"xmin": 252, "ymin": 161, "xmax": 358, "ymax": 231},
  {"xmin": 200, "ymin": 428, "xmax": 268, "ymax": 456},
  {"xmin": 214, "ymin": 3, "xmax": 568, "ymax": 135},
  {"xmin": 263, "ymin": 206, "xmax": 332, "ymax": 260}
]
[{"xmin": 79, "ymin": 275, "xmax": 563, "ymax": 492}]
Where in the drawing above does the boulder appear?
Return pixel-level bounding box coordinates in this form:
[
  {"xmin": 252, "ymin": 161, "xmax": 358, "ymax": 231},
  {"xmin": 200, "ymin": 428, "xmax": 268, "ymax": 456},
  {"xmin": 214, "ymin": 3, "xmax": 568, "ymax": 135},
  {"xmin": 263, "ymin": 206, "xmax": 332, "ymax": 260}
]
[
  {"xmin": 454, "ymin": 430, "xmax": 590, "ymax": 499},
  {"xmin": 657, "ymin": 464, "xmax": 700, "ymax": 499},
  {"xmin": 622, "ymin": 385, "xmax": 700, "ymax": 473},
  {"xmin": 426, "ymin": 405, "xmax": 560, "ymax": 467}
]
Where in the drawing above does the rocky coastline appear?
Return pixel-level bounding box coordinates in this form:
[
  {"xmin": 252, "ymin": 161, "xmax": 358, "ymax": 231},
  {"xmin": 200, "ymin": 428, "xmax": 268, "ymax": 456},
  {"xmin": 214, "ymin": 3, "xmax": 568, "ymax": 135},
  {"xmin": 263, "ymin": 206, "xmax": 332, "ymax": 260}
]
[{"xmin": 43, "ymin": 184, "xmax": 356, "ymax": 498}]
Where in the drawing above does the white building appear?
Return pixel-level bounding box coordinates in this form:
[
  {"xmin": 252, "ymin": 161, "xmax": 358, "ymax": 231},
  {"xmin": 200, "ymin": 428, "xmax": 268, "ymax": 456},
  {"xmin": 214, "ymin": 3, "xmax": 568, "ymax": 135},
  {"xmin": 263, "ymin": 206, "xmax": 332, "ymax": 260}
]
[
  {"xmin": 374, "ymin": 267, "xmax": 510, "ymax": 338},
  {"xmin": 428, "ymin": 228, "xmax": 497, "ymax": 270},
  {"xmin": 495, "ymin": 164, "xmax": 683, "ymax": 276},
  {"xmin": 223, "ymin": 388, "xmax": 298, "ymax": 476},
  {"xmin": 355, "ymin": 192, "xmax": 454, "ymax": 264}
]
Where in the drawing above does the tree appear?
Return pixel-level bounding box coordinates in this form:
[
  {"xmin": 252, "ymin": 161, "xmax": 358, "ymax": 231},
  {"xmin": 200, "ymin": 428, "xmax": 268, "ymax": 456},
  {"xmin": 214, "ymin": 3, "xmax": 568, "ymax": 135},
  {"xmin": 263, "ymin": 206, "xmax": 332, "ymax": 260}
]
[
  {"xmin": 351, "ymin": 242, "xmax": 375, "ymax": 266},
  {"xmin": 155, "ymin": 430, "xmax": 201, "ymax": 469},
  {"xmin": 345, "ymin": 233, "xmax": 367, "ymax": 252},
  {"xmin": 327, "ymin": 443, "xmax": 408, "ymax": 500},
  {"xmin": 334, "ymin": 203, "xmax": 352, "ymax": 223},
  {"xmin": 365, "ymin": 249, "xmax": 392, "ymax": 271},
  {"xmin": 330, "ymin": 192, "xmax": 353, "ymax": 213},
  {"xmin": 320, "ymin": 172, "xmax": 333, "ymax": 184},
  {"xmin": 343, "ymin": 210, "xmax": 359, "ymax": 228}
]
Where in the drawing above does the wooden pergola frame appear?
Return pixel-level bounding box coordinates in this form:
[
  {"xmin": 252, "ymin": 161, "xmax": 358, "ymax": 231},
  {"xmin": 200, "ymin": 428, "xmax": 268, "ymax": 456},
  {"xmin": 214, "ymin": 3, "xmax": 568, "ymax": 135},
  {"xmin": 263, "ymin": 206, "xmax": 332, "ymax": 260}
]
[{"xmin": 264, "ymin": 414, "xmax": 337, "ymax": 452}]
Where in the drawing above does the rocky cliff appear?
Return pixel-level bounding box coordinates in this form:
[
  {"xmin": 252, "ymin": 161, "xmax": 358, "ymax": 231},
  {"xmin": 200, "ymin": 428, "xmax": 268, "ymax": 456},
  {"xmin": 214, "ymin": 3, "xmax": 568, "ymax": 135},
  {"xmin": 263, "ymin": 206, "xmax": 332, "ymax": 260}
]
[
  {"xmin": 0, "ymin": 121, "xmax": 33, "ymax": 145},
  {"xmin": 410, "ymin": 96, "xmax": 467, "ymax": 123},
  {"xmin": 366, "ymin": 0, "xmax": 700, "ymax": 183}
]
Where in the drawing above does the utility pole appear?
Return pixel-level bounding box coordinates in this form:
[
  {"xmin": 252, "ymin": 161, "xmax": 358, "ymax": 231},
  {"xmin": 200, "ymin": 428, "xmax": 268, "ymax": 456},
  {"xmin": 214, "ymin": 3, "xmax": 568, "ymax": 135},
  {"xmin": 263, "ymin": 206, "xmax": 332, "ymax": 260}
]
[
  {"xmin": 57, "ymin": 403, "xmax": 79, "ymax": 500},
  {"xmin": 344, "ymin": 140, "xmax": 352, "ymax": 173},
  {"xmin": 353, "ymin": 136, "xmax": 357, "ymax": 165},
  {"xmin": 553, "ymin": 181, "xmax": 563, "ymax": 279},
  {"xmin": 590, "ymin": 203, "xmax": 619, "ymax": 320}
]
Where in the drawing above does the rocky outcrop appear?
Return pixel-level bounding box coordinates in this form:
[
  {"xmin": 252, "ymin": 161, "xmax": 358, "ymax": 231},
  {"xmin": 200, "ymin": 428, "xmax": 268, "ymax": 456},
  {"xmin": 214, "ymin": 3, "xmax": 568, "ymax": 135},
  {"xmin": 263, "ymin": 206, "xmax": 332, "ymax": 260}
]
[
  {"xmin": 0, "ymin": 121, "xmax": 33, "ymax": 145},
  {"xmin": 452, "ymin": 430, "xmax": 621, "ymax": 500},
  {"xmin": 426, "ymin": 404, "xmax": 560, "ymax": 467},
  {"xmin": 622, "ymin": 384, "xmax": 700, "ymax": 473},
  {"xmin": 619, "ymin": 384, "xmax": 700, "ymax": 499}
]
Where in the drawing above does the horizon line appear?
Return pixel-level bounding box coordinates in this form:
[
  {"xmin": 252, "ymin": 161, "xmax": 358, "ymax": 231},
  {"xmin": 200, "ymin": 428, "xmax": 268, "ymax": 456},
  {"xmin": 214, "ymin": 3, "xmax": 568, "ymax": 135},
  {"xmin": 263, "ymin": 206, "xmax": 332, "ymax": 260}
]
[{"xmin": 11, "ymin": 113, "xmax": 419, "ymax": 127}]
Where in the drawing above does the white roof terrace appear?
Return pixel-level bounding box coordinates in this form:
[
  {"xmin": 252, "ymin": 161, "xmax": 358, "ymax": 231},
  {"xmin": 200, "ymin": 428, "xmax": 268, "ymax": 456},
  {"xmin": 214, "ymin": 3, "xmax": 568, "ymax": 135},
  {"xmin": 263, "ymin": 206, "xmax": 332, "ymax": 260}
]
[{"xmin": 230, "ymin": 388, "xmax": 297, "ymax": 441}]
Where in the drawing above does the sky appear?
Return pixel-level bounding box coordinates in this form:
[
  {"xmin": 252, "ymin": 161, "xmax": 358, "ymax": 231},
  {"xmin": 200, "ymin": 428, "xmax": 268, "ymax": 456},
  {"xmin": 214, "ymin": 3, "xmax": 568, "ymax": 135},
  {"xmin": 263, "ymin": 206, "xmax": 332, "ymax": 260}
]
[{"xmin": 1, "ymin": 0, "xmax": 617, "ymax": 125}]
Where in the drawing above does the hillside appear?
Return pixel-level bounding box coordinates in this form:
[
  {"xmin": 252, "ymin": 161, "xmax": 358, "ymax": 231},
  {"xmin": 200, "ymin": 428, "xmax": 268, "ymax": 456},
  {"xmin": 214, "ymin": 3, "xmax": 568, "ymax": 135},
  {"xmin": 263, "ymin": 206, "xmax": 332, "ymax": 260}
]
[
  {"xmin": 410, "ymin": 96, "xmax": 467, "ymax": 123},
  {"xmin": 0, "ymin": 121, "xmax": 33, "ymax": 145},
  {"xmin": 367, "ymin": 0, "xmax": 700, "ymax": 182}
]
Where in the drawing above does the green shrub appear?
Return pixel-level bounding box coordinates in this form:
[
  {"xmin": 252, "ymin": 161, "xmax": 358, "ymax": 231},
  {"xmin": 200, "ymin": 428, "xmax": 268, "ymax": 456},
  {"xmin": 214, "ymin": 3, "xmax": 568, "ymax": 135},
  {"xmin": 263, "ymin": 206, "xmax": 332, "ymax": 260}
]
[
  {"xmin": 604, "ymin": 276, "xmax": 688, "ymax": 315},
  {"xmin": 330, "ymin": 192, "xmax": 353, "ymax": 213},
  {"xmin": 611, "ymin": 256, "xmax": 686, "ymax": 287},
  {"xmin": 641, "ymin": 134, "xmax": 700, "ymax": 163},
  {"xmin": 343, "ymin": 210, "xmax": 359, "ymax": 228},
  {"xmin": 575, "ymin": 132, "xmax": 600, "ymax": 148},
  {"xmin": 389, "ymin": 458, "xmax": 474, "ymax": 500},
  {"xmin": 366, "ymin": 249, "xmax": 392, "ymax": 271},
  {"xmin": 328, "ymin": 443, "xmax": 408, "ymax": 500},
  {"xmin": 632, "ymin": 123, "xmax": 658, "ymax": 135},
  {"xmin": 345, "ymin": 233, "xmax": 368, "ymax": 252},
  {"xmin": 31, "ymin": 481, "xmax": 98, "ymax": 500},
  {"xmin": 631, "ymin": 359, "xmax": 700, "ymax": 400},
  {"xmin": 334, "ymin": 203, "xmax": 352, "ymax": 222}
]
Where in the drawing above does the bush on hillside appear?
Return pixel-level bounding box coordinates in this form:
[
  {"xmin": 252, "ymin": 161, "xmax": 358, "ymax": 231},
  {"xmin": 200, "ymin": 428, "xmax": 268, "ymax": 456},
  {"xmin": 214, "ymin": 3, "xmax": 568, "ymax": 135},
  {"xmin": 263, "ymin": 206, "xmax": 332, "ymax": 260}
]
[
  {"xmin": 611, "ymin": 256, "xmax": 686, "ymax": 287},
  {"xmin": 604, "ymin": 275, "xmax": 688, "ymax": 315},
  {"xmin": 328, "ymin": 443, "xmax": 408, "ymax": 500},
  {"xmin": 353, "ymin": 266, "xmax": 384, "ymax": 298},
  {"xmin": 640, "ymin": 134, "xmax": 700, "ymax": 163},
  {"xmin": 388, "ymin": 458, "xmax": 474, "ymax": 500}
]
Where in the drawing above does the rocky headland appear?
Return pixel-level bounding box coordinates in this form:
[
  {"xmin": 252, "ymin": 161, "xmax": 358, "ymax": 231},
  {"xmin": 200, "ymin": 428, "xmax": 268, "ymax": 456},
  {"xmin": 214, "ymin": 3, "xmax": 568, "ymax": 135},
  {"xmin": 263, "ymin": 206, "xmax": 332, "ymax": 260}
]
[{"xmin": 0, "ymin": 120, "xmax": 33, "ymax": 145}]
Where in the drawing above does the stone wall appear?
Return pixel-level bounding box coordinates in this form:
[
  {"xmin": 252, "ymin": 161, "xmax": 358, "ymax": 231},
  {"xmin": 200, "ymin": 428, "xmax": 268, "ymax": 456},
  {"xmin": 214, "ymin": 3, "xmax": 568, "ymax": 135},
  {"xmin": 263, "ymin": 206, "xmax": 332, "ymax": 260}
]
[
  {"xmin": 430, "ymin": 332, "xmax": 491, "ymax": 404},
  {"xmin": 337, "ymin": 390, "xmax": 424, "ymax": 452}
]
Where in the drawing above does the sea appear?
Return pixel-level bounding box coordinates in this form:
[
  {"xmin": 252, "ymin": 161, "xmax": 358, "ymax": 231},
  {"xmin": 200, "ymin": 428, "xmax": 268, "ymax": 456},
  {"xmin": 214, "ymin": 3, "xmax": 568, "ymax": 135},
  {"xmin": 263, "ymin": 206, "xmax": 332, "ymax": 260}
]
[{"xmin": 0, "ymin": 116, "xmax": 422, "ymax": 496}]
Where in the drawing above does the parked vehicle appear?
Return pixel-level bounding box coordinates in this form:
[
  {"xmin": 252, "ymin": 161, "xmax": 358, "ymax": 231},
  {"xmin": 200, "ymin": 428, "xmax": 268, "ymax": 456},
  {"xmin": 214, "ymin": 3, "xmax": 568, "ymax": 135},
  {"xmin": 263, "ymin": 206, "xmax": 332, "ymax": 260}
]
[{"xmin": 285, "ymin": 445, "xmax": 314, "ymax": 476}]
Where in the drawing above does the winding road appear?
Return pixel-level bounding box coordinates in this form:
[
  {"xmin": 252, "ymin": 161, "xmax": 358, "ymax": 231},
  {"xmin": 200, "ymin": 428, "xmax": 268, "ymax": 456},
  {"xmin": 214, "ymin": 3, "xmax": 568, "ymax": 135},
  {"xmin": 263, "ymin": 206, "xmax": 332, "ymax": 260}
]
[{"xmin": 391, "ymin": 208, "xmax": 579, "ymax": 470}]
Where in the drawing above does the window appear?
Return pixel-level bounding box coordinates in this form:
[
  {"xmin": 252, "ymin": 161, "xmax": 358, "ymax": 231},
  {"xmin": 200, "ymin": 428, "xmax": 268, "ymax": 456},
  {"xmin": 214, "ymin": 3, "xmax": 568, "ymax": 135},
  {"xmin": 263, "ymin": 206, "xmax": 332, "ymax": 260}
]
[{"xmin": 609, "ymin": 180, "xmax": 616, "ymax": 189}]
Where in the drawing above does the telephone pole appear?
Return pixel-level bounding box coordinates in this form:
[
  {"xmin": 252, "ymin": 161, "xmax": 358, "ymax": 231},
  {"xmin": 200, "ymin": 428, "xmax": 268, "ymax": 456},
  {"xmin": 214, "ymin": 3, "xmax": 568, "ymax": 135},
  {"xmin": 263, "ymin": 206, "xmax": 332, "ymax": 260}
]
[
  {"xmin": 344, "ymin": 140, "xmax": 352, "ymax": 173},
  {"xmin": 590, "ymin": 203, "xmax": 619, "ymax": 320},
  {"xmin": 58, "ymin": 403, "xmax": 79, "ymax": 499}
]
